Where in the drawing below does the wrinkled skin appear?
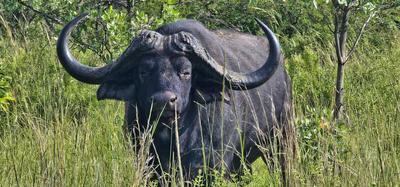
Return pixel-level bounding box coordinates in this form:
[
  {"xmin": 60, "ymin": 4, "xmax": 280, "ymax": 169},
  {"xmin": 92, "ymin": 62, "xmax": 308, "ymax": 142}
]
[{"xmin": 57, "ymin": 16, "xmax": 294, "ymax": 184}]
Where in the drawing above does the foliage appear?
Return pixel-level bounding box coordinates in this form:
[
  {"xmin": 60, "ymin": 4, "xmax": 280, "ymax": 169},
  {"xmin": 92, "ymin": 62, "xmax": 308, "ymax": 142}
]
[
  {"xmin": 73, "ymin": 2, "xmax": 182, "ymax": 63},
  {"xmin": 297, "ymin": 106, "xmax": 350, "ymax": 162},
  {"xmin": 0, "ymin": 66, "xmax": 14, "ymax": 112},
  {"xmin": 0, "ymin": 0, "xmax": 182, "ymax": 63},
  {"xmin": 285, "ymin": 35, "xmax": 335, "ymax": 110}
]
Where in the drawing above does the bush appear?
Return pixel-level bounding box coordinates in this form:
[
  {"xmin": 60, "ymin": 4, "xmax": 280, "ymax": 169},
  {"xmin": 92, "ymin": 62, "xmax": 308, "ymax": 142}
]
[{"xmin": 0, "ymin": 66, "xmax": 14, "ymax": 112}]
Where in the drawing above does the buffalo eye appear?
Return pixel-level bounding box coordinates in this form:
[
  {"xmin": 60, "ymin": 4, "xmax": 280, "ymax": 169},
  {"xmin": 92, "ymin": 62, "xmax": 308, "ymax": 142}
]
[
  {"xmin": 179, "ymin": 70, "xmax": 191, "ymax": 80},
  {"xmin": 139, "ymin": 70, "xmax": 149, "ymax": 80}
]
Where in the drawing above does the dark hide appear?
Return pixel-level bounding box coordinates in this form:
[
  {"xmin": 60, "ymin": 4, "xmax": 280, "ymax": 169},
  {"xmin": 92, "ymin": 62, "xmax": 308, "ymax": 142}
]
[{"xmin": 98, "ymin": 20, "xmax": 292, "ymax": 182}]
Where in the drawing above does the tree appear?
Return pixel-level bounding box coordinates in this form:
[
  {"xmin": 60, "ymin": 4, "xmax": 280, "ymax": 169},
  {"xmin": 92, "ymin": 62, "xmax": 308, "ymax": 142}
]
[
  {"xmin": 314, "ymin": 0, "xmax": 399, "ymax": 120},
  {"xmin": 5, "ymin": 0, "xmax": 182, "ymax": 63}
]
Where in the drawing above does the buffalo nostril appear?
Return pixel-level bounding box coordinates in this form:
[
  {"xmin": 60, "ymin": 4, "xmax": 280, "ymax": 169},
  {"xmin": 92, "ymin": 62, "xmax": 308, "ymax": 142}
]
[
  {"xmin": 150, "ymin": 91, "xmax": 178, "ymax": 110},
  {"xmin": 170, "ymin": 95, "xmax": 177, "ymax": 103}
]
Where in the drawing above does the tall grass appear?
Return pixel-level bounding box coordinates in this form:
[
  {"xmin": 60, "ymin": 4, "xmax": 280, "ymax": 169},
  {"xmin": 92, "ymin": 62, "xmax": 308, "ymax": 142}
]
[
  {"xmin": 0, "ymin": 25, "xmax": 399, "ymax": 186},
  {"xmin": 288, "ymin": 29, "xmax": 400, "ymax": 186},
  {"xmin": 0, "ymin": 33, "xmax": 156, "ymax": 186}
]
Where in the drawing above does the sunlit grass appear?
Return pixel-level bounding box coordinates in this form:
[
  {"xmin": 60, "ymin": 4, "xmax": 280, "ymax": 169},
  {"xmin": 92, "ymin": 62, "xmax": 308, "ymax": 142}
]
[{"xmin": 0, "ymin": 28, "xmax": 400, "ymax": 186}]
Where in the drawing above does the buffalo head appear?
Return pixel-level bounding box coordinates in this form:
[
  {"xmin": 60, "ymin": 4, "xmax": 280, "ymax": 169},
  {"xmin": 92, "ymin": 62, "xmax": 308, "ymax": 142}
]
[{"xmin": 57, "ymin": 13, "xmax": 280, "ymax": 121}]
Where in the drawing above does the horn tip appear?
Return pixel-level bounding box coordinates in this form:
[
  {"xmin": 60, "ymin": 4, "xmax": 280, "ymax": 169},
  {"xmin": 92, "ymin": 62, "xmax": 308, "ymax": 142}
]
[
  {"xmin": 77, "ymin": 12, "xmax": 89, "ymax": 20},
  {"xmin": 254, "ymin": 18, "xmax": 268, "ymax": 29}
]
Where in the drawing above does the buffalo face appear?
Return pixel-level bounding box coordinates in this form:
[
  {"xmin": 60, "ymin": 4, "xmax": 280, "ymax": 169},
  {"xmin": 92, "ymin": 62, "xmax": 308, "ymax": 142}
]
[{"xmin": 135, "ymin": 54, "xmax": 193, "ymax": 118}]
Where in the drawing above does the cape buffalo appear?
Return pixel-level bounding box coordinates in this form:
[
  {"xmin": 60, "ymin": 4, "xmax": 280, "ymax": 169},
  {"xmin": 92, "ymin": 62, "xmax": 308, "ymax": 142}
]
[{"xmin": 57, "ymin": 13, "xmax": 295, "ymax": 184}]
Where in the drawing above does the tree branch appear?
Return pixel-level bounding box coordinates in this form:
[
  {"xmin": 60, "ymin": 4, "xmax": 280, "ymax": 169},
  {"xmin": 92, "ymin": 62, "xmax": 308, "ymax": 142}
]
[
  {"xmin": 344, "ymin": 13, "xmax": 372, "ymax": 64},
  {"xmin": 17, "ymin": 0, "xmax": 64, "ymax": 25},
  {"xmin": 348, "ymin": 0, "xmax": 358, "ymax": 9},
  {"xmin": 333, "ymin": 6, "xmax": 343, "ymax": 63},
  {"xmin": 70, "ymin": 41, "xmax": 105, "ymax": 62},
  {"xmin": 337, "ymin": 6, "xmax": 351, "ymax": 64},
  {"xmin": 378, "ymin": 4, "xmax": 398, "ymax": 11}
]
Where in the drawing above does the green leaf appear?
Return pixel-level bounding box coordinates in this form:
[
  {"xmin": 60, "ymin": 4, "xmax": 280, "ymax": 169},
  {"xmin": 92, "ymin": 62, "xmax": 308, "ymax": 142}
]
[
  {"xmin": 4, "ymin": 96, "xmax": 14, "ymax": 101},
  {"xmin": 167, "ymin": 0, "xmax": 178, "ymax": 4}
]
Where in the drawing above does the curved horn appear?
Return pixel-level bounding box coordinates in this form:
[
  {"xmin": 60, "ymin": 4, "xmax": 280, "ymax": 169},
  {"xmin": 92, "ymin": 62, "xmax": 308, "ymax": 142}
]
[
  {"xmin": 57, "ymin": 13, "xmax": 162, "ymax": 84},
  {"xmin": 57, "ymin": 13, "xmax": 163, "ymax": 84},
  {"xmin": 235, "ymin": 18, "xmax": 281, "ymax": 89},
  {"xmin": 172, "ymin": 18, "xmax": 281, "ymax": 90},
  {"xmin": 57, "ymin": 13, "xmax": 108, "ymax": 84}
]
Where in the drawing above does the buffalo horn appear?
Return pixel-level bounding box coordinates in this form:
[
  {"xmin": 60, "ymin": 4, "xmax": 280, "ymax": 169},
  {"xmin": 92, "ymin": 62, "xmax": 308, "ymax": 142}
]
[
  {"xmin": 57, "ymin": 13, "xmax": 162, "ymax": 84},
  {"xmin": 173, "ymin": 18, "xmax": 281, "ymax": 90}
]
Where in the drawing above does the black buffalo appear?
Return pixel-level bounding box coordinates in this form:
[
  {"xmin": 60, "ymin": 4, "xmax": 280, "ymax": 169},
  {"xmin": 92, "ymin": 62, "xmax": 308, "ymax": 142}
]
[{"xmin": 57, "ymin": 13, "xmax": 295, "ymax": 184}]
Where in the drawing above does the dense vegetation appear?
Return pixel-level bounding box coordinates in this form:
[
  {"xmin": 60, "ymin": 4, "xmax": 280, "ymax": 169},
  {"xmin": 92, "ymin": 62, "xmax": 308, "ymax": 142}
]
[{"xmin": 1, "ymin": 0, "xmax": 399, "ymax": 186}]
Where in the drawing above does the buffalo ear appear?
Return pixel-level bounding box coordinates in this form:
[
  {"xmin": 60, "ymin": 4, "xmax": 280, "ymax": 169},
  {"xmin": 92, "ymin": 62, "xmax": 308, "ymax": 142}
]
[
  {"xmin": 192, "ymin": 73, "xmax": 231, "ymax": 104},
  {"xmin": 97, "ymin": 77, "xmax": 136, "ymax": 101}
]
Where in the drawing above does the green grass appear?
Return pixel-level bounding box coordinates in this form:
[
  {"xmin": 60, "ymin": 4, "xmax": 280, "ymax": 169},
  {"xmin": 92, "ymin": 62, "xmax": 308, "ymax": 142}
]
[
  {"xmin": 288, "ymin": 30, "xmax": 400, "ymax": 186},
  {"xmin": 0, "ymin": 28, "xmax": 399, "ymax": 186},
  {"xmin": 0, "ymin": 36, "xmax": 153, "ymax": 186}
]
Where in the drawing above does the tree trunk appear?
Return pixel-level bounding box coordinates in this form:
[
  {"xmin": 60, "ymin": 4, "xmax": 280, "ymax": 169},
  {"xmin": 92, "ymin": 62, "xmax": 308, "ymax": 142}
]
[
  {"xmin": 333, "ymin": 4, "xmax": 350, "ymax": 120},
  {"xmin": 334, "ymin": 62, "xmax": 345, "ymax": 120},
  {"xmin": 126, "ymin": 0, "xmax": 132, "ymax": 15}
]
